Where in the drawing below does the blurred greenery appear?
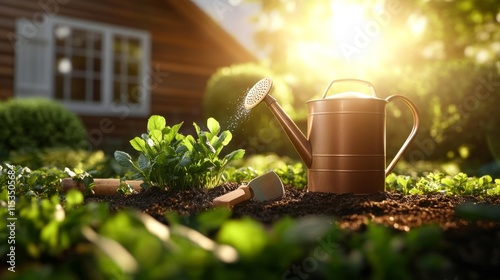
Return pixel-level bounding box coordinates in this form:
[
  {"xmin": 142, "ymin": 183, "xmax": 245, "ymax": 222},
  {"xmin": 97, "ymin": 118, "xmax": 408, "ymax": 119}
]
[
  {"xmin": 0, "ymin": 98, "xmax": 88, "ymax": 160},
  {"xmin": 6, "ymin": 147, "xmax": 120, "ymax": 178},
  {"xmin": 2, "ymin": 172, "xmax": 498, "ymax": 279},
  {"xmin": 216, "ymin": 0, "xmax": 500, "ymax": 175}
]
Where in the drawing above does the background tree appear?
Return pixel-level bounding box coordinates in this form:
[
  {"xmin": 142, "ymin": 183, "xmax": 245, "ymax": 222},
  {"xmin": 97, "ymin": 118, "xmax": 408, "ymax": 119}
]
[{"xmin": 244, "ymin": 0, "xmax": 500, "ymax": 174}]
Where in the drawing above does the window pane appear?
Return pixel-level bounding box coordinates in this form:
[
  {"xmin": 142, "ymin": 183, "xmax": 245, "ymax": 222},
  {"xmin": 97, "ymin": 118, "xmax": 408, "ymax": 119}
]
[
  {"xmin": 72, "ymin": 29, "xmax": 87, "ymax": 49},
  {"xmin": 113, "ymin": 36, "xmax": 123, "ymax": 54},
  {"xmin": 128, "ymin": 39, "xmax": 141, "ymax": 60},
  {"xmin": 54, "ymin": 25, "xmax": 70, "ymax": 47},
  {"xmin": 56, "ymin": 55, "xmax": 72, "ymax": 74},
  {"xmin": 93, "ymin": 57, "xmax": 101, "ymax": 73},
  {"xmin": 113, "ymin": 59, "xmax": 122, "ymax": 75},
  {"xmin": 55, "ymin": 75, "xmax": 65, "ymax": 100},
  {"xmin": 72, "ymin": 55, "xmax": 86, "ymax": 71},
  {"xmin": 93, "ymin": 32, "xmax": 102, "ymax": 51},
  {"xmin": 127, "ymin": 83, "xmax": 140, "ymax": 103},
  {"xmin": 70, "ymin": 77, "xmax": 86, "ymax": 101},
  {"xmin": 93, "ymin": 80, "xmax": 101, "ymax": 102},
  {"xmin": 127, "ymin": 61, "xmax": 138, "ymax": 76}
]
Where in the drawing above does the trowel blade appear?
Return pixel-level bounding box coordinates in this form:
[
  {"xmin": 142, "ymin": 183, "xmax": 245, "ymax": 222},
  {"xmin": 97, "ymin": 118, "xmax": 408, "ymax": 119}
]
[{"xmin": 248, "ymin": 171, "xmax": 284, "ymax": 201}]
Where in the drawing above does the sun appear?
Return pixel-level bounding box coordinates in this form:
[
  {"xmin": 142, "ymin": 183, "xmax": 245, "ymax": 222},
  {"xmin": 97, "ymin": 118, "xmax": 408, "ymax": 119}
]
[
  {"xmin": 290, "ymin": 0, "xmax": 425, "ymax": 78},
  {"xmin": 328, "ymin": 1, "xmax": 367, "ymax": 44}
]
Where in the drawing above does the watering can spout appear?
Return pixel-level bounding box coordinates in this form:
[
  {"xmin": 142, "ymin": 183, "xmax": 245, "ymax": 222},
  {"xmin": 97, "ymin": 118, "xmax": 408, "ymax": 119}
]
[
  {"xmin": 244, "ymin": 78, "xmax": 312, "ymax": 167},
  {"xmin": 264, "ymin": 95, "xmax": 313, "ymax": 167}
]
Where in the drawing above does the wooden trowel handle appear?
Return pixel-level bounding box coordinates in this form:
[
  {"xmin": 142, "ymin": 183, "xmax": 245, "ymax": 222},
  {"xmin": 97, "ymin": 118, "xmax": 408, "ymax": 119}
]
[
  {"xmin": 61, "ymin": 178, "xmax": 143, "ymax": 195},
  {"xmin": 213, "ymin": 185, "xmax": 252, "ymax": 207}
]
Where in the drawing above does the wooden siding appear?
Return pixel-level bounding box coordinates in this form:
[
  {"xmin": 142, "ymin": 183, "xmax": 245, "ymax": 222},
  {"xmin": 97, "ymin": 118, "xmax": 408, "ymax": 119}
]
[{"xmin": 0, "ymin": 0, "xmax": 256, "ymax": 151}]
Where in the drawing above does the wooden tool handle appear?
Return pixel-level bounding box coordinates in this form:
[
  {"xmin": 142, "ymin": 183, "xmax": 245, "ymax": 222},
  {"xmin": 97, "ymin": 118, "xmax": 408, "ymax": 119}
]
[
  {"xmin": 213, "ymin": 185, "xmax": 252, "ymax": 207},
  {"xmin": 61, "ymin": 178, "xmax": 143, "ymax": 195}
]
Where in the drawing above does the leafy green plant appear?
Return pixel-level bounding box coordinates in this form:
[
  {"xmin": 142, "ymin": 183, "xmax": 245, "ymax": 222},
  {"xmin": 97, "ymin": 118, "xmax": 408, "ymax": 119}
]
[
  {"xmin": 114, "ymin": 115, "xmax": 245, "ymax": 190},
  {"xmin": 273, "ymin": 162, "xmax": 307, "ymax": 188},
  {"xmin": 0, "ymin": 163, "xmax": 95, "ymax": 200},
  {"xmin": 386, "ymin": 172, "xmax": 500, "ymax": 196},
  {"xmin": 225, "ymin": 153, "xmax": 307, "ymax": 187}
]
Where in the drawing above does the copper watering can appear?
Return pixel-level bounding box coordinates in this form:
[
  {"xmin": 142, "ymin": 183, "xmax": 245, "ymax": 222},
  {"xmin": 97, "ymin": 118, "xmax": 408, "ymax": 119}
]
[{"xmin": 244, "ymin": 78, "xmax": 420, "ymax": 194}]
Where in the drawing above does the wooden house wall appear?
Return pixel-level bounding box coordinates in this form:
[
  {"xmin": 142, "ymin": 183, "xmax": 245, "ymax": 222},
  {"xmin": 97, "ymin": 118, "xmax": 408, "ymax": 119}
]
[{"xmin": 0, "ymin": 0, "xmax": 255, "ymax": 152}]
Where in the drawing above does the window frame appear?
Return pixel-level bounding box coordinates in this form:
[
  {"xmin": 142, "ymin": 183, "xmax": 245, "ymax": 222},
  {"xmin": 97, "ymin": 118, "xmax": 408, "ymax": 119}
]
[{"xmin": 15, "ymin": 16, "xmax": 151, "ymax": 116}]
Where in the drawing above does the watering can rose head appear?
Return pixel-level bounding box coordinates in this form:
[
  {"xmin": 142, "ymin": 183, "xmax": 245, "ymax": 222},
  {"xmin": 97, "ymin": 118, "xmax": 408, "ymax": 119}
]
[{"xmin": 244, "ymin": 78, "xmax": 420, "ymax": 194}]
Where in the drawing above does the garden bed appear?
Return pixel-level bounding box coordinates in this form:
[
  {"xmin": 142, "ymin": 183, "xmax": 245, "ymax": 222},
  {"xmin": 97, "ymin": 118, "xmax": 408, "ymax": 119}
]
[{"xmin": 85, "ymin": 183, "xmax": 500, "ymax": 279}]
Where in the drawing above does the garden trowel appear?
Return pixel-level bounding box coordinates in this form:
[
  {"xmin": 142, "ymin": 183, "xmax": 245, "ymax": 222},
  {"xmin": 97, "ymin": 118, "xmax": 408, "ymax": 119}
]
[{"xmin": 213, "ymin": 171, "xmax": 284, "ymax": 207}]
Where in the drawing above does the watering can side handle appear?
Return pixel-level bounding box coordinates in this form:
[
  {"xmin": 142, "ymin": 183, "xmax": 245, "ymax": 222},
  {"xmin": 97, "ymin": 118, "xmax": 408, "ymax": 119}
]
[
  {"xmin": 385, "ymin": 95, "xmax": 420, "ymax": 176},
  {"xmin": 321, "ymin": 79, "xmax": 377, "ymax": 98}
]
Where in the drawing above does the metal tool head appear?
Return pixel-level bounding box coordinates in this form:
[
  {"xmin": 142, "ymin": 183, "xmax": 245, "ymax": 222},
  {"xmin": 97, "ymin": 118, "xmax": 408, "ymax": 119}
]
[
  {"xmin": 244, "ymin": 77, "xmax": 273, "ymax": 110},
  {"xmin": 248, "ymin": 171, "xmax": 284, "ymax": 201}
]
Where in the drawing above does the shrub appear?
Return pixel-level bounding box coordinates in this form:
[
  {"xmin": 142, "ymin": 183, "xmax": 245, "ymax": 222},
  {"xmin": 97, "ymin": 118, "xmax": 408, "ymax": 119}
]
[
  {"xmin": 0, "ymin": 98, "xmax": 87, "ymax": 157},
  {"xmin": 203, "ymin": 63, "xmax": 301, "ymax": 157}
]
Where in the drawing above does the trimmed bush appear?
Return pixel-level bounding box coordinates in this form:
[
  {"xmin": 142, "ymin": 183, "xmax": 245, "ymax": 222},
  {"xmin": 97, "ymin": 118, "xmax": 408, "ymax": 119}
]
[
  {"xmin": 0, "ymin": 98, "xmax": 87, "ymax": 158},
  {"xmin": 204, "ymin": 63, "xmax": 300, "ymax": 157}
]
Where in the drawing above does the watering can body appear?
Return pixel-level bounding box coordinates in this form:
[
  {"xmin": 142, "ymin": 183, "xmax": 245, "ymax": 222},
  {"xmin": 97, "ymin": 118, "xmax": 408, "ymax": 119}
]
[{"xmin": 265, "ymin": 79, "xmax": 419, "ymax": 194}]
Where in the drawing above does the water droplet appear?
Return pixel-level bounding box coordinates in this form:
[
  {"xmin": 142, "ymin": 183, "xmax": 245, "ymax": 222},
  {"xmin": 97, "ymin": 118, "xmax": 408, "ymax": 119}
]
[{"xmin": 227, "ymin": 94, "xmax": 251, "ymax": 131}]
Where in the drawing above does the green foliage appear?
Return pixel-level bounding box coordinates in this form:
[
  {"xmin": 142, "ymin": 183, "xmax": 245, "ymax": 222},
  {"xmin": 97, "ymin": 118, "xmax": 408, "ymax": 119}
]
[
  {"xmin": 386, "ymin": 172, "xmax": 500, "ymax": 196},
  {"xmin": 224, "ymin": 153, "xmax": 308, "ymax": 188},
  {"xmin": 1, "ymin": 164, "xmax": 499, "ymax": 279},
  {"xmin": 0, "ymin": 98, "xmax": 87, "ymax": 158},
  {"xmin": 6, "ymin": 147, "xmax": 118, "ymax": 178},
  {"xmin": 203, "ymin": 63, "xmax": 302, "ymax": 157},
  {"xmin": 115, "ymin": 115, "xmax": 245, "ymax": 190},
  {"xmin": 380, "ymin": 61, "xmax": 500, "ymax": 167},
  {"xmin": 0, "ymin": 163, "xmax": 94, "ymax": 199},
  {"xmin": 0, "ymin": 194, "xmax": 458, "ymax": 280},
  {"xmin": 455, "ymin": 203, "xmax": 500, "ymax": 222}
]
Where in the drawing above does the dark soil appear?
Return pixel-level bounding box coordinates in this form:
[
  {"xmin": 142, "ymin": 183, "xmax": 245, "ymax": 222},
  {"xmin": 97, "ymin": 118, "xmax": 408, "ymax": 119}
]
[{"xmin": 85, "ymin": 184, "xmax": 500, "ymax": 278}]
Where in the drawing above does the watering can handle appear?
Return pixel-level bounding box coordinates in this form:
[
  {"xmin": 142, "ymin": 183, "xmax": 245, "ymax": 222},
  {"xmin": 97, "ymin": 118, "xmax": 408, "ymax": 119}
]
[
  {"xmin": 385, "ymin": 95, "xmax": 420, "ymax": 176},
  {"xmin": 321, "ymin": 79, "xmax": 377, "ymax": 98}
]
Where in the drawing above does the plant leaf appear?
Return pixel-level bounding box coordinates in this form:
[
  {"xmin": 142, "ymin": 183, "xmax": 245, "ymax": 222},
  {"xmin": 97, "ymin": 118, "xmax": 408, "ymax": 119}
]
[
  {"xmin": 183, "ymin": 135, "xmax": 195, "ymax": 151},
  {"xmin": 130, "ymin": 137, "xmax": 147, "ymax": 152},
  {"xmin": 137, "ymin": 154, "xmax": 151, "ymax": 172},
  {"xmin": 220, "ymin": 130, "xmax": 232, "ymax": 146},
  {"xmin": 114, "ymin": 151, "xmax": 134, "ymax": 168},
  {"xmin": 193, "ymin": 121, "xmax": 201, "ymax": 136},
  {"xmin": 207, "ymin": 117, "xmax": 220, "ymax": 137},
  {"xmin": 150, "ymin": 130, "xmax": 163, "ymax": 144},
  {"xmin": 223, "ymin": 149, "xmax": 245, "ymax": 162},
  {"xmin": 147, "ymin": 115, "xmax": 166, "ymax": 132}
]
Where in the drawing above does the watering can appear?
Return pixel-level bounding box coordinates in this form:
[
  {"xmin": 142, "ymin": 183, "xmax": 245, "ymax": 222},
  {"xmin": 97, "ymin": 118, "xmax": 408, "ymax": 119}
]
[{"xmin": 244, "ymin": 78, "xmax": 419, "ymax": 194}]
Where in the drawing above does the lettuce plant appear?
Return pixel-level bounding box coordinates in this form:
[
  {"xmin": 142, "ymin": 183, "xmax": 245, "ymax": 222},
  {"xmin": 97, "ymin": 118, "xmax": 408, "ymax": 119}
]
[{"xmin": 114, "ymin": 115, "xmax": 244, "ymax": 190}]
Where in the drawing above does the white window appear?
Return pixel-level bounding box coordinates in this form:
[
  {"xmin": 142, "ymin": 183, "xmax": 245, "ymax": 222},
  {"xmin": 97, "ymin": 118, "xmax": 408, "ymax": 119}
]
[{"xmin": 14, "ymin": 16, "xmax": 151, "ymax": 116}]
